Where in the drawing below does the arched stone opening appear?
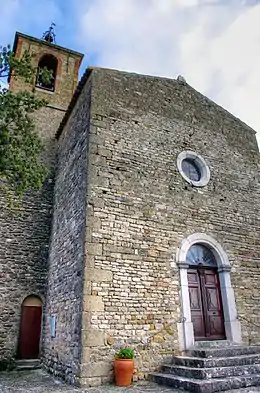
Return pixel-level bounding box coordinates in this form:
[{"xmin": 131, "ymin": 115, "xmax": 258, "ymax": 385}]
[
  {"xmin": 17, "ymin": 295, "xmax": 43, "ymax": 359},
  {"xmin": 176, "ymin": 233, "xmax": 242, "ymax": 350},
  {"xmin": 36, "ymin": 54, "xmax": 58, "ymax": 91},
  {"xmin": 22, "ymin": 295, "xmax": 42, "ymax": 307}
]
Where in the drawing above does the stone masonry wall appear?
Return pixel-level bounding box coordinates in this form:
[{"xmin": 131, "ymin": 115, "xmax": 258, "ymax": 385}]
[
  {"xmin": 42, "ymin": 76, "xmax": 92, "ymax": 385},
  {"xmin": 0, "ymin": 33, "xmax": 81, "ymax": 368},
  {"xmin": 79, "ymin": 68, "xmax": 260, "ymax": 386},
  {"xmin": 0, "ymin": 176, "xmax": 54, "ymax": 367},
  {"xmin": 0, "ymin": 101, "xmax": 58, "ymax": 368}
]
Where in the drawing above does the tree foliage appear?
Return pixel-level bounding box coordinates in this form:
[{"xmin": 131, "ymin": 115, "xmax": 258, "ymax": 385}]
[{"xmin": 0, "ymin": 45, "xmax": 51, "ymax": 198}]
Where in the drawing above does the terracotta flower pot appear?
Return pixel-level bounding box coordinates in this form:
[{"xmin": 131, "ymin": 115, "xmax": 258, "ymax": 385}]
[{"xmin": 114, "ymin": 358, "xmax": 134, "ymax": 386}]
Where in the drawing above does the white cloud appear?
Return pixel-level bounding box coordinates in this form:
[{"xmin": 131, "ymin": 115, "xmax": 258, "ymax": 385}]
[
  {"xmin": 208, "ymin": 5, "xmax": 260, "ymax": 136},
  {"xmin": 78, "ymin": 0, "xmax": 260, "ymax": 145}
]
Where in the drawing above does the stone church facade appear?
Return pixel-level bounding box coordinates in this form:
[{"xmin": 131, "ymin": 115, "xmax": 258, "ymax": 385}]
[{"xmin": 0, "ymin": 31, "xmax": 260, "ymax": 388}]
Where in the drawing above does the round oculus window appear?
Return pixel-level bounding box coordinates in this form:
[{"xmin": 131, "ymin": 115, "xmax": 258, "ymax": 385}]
[
  {"xmin": 181, "ymin": 158, "xmax": 201, "ymax": 182},
  {"xmin": 177, "ymin": 151, "xmax": 210, "ymax": 187}
]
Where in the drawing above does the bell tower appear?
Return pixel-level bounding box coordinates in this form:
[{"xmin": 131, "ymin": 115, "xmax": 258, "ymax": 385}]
[
  {"xmin": 0, "ymin": 27, "xmax": 84, "ymax": 368},
  {"xmin": 9, "ymin": 25, "xmax": 84, "ymax": 143}
]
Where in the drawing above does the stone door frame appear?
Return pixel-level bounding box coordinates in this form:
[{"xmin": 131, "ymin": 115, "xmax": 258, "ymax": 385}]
[{"xmin": 176, "ymin": 233, "xmax": 242, "ymax": 350}]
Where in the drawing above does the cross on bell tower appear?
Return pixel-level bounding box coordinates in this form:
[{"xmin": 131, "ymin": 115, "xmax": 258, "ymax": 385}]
[{"xmin": 42, "ymin": 22, "xmax": 56, "ymax": 44}]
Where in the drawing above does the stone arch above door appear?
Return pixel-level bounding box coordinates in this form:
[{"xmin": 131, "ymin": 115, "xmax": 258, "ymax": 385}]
[
  {"xmin": 22, "ymin": 295, "xmax": 42, "ymax": 307},
  {"xmin": 175, "ymin": 233, "xmax": 242, "ymax": 350}
]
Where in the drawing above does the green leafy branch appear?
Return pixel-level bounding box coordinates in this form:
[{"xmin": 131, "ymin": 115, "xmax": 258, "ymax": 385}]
[{"xmin": 0, "ymin": 44, "xmax": 51, "ymax": 200}]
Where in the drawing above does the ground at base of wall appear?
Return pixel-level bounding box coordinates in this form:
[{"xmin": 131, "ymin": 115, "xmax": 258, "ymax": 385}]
[{"xmin": 0, "ymin": 370, "xmax": 260, "ymax": 393}]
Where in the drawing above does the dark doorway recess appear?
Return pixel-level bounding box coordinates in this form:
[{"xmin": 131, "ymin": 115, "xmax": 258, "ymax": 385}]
[{"xmin": 17, "ymin": 296, "xmax": 42, "ymax": 359}]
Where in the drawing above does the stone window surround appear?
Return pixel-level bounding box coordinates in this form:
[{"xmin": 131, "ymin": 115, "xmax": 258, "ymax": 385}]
[
  {"xmin": 175, "ymin": 233, "xmax": 242, "ymax": 350},
  {"xmin": 177, "ymin": 151, "xmax": 210, "ymax": 187}
]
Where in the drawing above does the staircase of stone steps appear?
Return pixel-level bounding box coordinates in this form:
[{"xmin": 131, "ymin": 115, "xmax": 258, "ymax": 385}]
[
  {"xmin": 15, "ymin": 359, "xmax": 41, "ymax": 370},
  {"xmin": 149, "ymin": 341, "xmax": 260, "ymax": 393}
]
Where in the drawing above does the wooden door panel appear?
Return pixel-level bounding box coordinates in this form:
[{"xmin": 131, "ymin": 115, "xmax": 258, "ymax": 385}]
[
  {"xmin": 187, "ymin": 271, "xmax": 199, "ymax": 283},
  {"xmin": 206, "ymin": 287, "xmax": 221, "ymax": 311},
  {"xmin": 188, "ymin": 268, "xmax": 225, "ymax": 340},
  {"xmin": 17, "ymin": 306, "xmax": 42, "ymax": 359},
  {"xmin": 204, "ymin": 270, "xmax": 225, "ymax": 339},
  {"xmin": 204, "ymin": 270, "xmax": 217, "ymax": 284},
  {"xmin": 189, "ymin": 287, "xmax": 201, "ymax": 310},
  {"xmin": 209, "ymin": 316, "xmax": 225, "ymax": 337},
  {"xmin": 188, "ymin": 269, "xmax": 206, "ymax": 339},
  {"xmin": 192, "ymin": 316, "xmax": 206, "ymax": 339},
  {"xmin": 205, "ymin": 286, "xmax": 225, "ymax": 338}
]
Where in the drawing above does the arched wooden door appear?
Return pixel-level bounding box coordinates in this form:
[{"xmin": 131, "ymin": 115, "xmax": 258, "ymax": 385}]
[
  {"xmin": 187, "ymin": 245, "xmax": 225, "ymax": 341},
  {"xmin": 17, "ymin": 296, "xmax": 42, "ymax": 359}
]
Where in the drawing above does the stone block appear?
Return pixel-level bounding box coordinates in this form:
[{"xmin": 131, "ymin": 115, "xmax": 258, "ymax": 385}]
[
  {"xmin": 83, "ymin": 280, "xmax": 92, "ymax": 296},
  {"xmin": 82, "ymin": 329, "xmax": 105, "ymax": 347},
  {"xmin": 80, "ymin": 376, "xmax": 102, "ymax": 387},
  {"xmin": 82, "ymin": 312, "xmax": 91, "ymax": 329},
  {"xmin": 81, "ymin": 361, "xmax": 113, "ymax": 377},
  {"xmin": 83, "ymin": 296, "xmax": 104, "ymax": 312},
  {"xmin": 85, "ymin": 242, "xmax": 103, "ymax": 256},
  {"xmin": 81, "ymin": 347, "xmax": 91, "ymax": 363},
  {"xmin": 89, "ymin": 268, "xmax": 112, "ymax": 282},
  {"xmin": 84, "ymin": 256, "xmax": 95, "ymax": 270}
]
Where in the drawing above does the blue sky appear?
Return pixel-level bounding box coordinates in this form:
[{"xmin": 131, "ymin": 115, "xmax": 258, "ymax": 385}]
[{"xmin": 1, "ymin": 0, "xmax": 260, "ymax": 143}]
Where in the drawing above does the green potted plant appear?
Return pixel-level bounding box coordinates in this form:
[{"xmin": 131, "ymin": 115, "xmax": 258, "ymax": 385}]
[{"xmin": 114, "ymin": 347, "xmax": 135, "ymax": 386}]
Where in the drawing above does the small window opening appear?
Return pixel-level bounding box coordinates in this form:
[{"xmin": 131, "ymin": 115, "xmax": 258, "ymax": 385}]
[
  {"xmin": 36, "ymin": 54, "xmax": 58, "ymax": 92},
  {"xmin": 181, "ymin": 158, "xmax": 201, "ymax": 182},
  {"xmin": 186, "ymin": 244, "xmax": 217, "ymax": 268}
]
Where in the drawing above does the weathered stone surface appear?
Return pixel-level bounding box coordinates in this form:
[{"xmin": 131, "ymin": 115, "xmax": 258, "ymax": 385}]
[
  {"xmin": 83, "ymin": 296, "xmax": 104, "ymax": 312},
  {"xmin": 41, "ymin": 75, "xmax": 92, "ymax": 385},
  {"xmin": 150, "ymin": 343, "xmax": 260, "ymax": 392},
  {"xmin": 81, "ymin": 361, "xmax": 112, "ymax": 377},
  {"xmin": 0, "ymin": 179, "xmax": 53, "ymax": 365},
  {"xmin": 82, "ymin": 329, "xmax": 106, "ymax": 347},
  {"xmin": 88, "ymin": 269, "xmax": 113, "ymax": 282},
  {"xmin": 0, "ymin": 369, "xmax": 259, "ymax": 392}
]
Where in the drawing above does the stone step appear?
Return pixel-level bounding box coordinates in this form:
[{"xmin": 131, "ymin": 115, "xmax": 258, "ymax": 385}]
[
  {"xmin": 16, "ymin": 359, "xmax": 41, "ymax": 370},
  {"xmin": 186, "ymin": 345, "xmax": 260, "ymax": 358},
  {"xmin": 194, "ymin": 340, "xmax": 237, "ymax": 348},
  {"xmin": 149, "ymin": 372, "xmax": 260, "ymax": 393},
  {"xmin": 173, "ymin": 353, "xmax": 260, "ymax": 368},
  {"xmin": 162, "ymin": 363, "xmax": 260, "ymax": 379}
]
